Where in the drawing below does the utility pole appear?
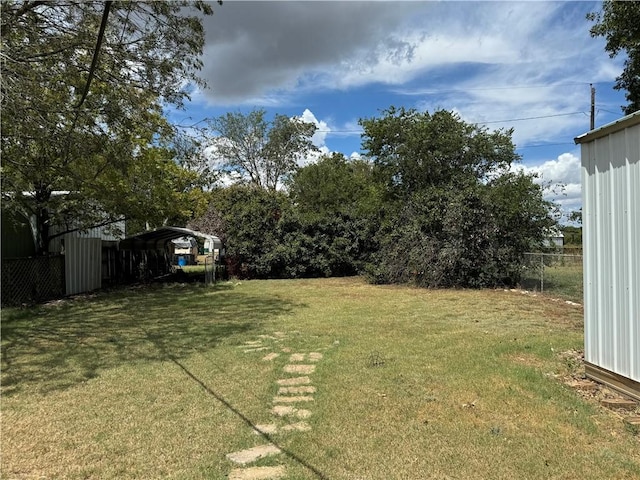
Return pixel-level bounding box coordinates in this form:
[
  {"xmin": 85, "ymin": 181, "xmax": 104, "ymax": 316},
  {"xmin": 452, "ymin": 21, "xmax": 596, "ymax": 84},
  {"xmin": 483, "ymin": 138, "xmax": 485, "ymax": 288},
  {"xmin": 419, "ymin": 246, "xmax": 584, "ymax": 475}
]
[{"xmin": 590, "ymin": 83, "xmax": 595, "ymax": 130}]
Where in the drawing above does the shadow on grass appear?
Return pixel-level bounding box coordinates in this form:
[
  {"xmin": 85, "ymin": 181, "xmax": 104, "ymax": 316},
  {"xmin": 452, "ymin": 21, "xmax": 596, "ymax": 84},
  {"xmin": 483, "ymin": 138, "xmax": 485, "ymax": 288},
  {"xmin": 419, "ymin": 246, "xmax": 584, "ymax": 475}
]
[
  {"xmin": 1, "ymin": 282, "xmax": 300, "ymax": 396},
  {"xmin": 168, "ymin": 356, "xmax": 330, "ymax": 480}
]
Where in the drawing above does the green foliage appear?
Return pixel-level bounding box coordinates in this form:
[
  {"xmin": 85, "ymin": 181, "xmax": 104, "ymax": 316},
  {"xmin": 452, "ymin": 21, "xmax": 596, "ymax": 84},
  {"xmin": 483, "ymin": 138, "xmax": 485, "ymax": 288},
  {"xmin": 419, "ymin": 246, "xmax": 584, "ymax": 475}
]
[
  {"xmin": 0, "ymin": 1, "xmax": 217, "ymax": 252},
  {"xmin": 588, "ymin": 1, "xmax": 640, "ymax": 114},
  {"xmin": 192, "ymin": 109, "xmax": 553, "ymax": 288},
  {"xmin": 190, "ymin": 177, "xmax": 378, "ymax": 279},
  {"xmin": 205, "ymin": 186, "xmax": 290, "ymax": 278},
  {"xmin": 208, "ymin": 109, "xmax": 317, "ymax": 191},
  {"xmin": 360, "ymin": 107, "xmax": 516, "ymax": 198},
  {"xmin": 568, "ymin": 209, "xmax": 582, "ymax": 225},
  {"xmin": 289, "ymin": 152, "xmax": 383, "ymax": 219},
  {"xmin": 361, "ymin": 108, "xmax": 555, "ymax": 288},
  {"xmin": 561, "ymin": 225, "xmax": 582, "ymax": 246}
]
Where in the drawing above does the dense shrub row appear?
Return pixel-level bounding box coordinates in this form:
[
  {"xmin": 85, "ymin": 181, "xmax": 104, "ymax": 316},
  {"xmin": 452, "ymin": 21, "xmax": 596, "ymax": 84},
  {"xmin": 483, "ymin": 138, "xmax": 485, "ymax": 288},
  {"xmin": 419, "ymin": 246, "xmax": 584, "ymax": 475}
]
[{"xmin": 190, "ymin": 109, "xmax": 555, "ymax": 288}]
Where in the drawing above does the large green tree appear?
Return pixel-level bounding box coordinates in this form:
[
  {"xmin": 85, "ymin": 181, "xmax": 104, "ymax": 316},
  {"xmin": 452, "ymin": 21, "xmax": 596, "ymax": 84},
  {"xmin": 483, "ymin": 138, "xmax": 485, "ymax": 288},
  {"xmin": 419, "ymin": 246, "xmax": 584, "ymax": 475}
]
[
  {"xmin": 189, "ymin": 185, "xmax": 293, "ymax": 278},
  {"xmin": 1, "ymin": 1, "xmax": 217, "ymax": 253},
  {"xmin": 360, "ymin": 108, "xmax": 555, "ymax": 288},
  {"xmin": 289, "ymin": 152, "xmax": 382, "ymax": 219},
  {"xmin": 588, "ymin": 1, "xmax": 640, "ymax": 114},
  {"xmin": 288, "ymin": 152, "xmax": 383, "ymax": 272},
  {"xmin": 207, "ymin": 109, "xmax": 317, "ymax": 191},
  {"xmin": 189, "ymin": 154, "xmax": 384, "ymax": 279}
]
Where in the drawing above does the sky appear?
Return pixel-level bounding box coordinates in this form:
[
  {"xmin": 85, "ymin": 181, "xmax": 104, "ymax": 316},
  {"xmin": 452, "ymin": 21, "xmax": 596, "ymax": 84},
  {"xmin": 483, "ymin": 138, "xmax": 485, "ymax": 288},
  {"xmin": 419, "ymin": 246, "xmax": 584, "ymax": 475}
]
[{"xmin": 168, "ymin": 1, "xmax": 630, "ymax": 222}]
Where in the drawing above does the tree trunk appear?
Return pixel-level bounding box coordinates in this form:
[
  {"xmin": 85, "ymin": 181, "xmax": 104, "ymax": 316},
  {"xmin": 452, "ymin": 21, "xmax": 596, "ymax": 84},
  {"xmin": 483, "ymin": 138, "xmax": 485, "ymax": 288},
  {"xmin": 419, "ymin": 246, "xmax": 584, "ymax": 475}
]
[{"xmin": 34, "ymin": 188, "xmax": 52, "ymax": 255}]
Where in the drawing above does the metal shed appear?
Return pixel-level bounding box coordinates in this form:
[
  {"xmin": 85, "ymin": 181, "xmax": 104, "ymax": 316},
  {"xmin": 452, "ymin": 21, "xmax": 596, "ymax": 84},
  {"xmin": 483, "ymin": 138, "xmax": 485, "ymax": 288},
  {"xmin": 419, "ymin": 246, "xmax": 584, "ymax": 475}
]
[
  {"xmin": 119, "ymin": 226, "xmax": 222, "ymax": 252},
  {"xmin": 575, "ymin": 111, "xmax": 640, "ymax": 400},
  {"xmin": 119, "ymin": 227, "xmax": 223, "ymax": 282}
]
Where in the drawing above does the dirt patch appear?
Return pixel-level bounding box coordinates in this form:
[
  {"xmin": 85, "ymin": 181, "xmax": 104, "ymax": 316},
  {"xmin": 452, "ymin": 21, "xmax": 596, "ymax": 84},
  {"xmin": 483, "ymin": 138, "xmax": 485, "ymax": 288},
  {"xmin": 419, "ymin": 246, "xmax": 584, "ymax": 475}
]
[
  {"xmin": 556, "ymin": 349, "xmax": 640, "ymax": 417},
  {"xmin": 507, "ymin": 352, "xmax": 547, "ymax": 369},
  {"xmin": 262, "ymin": 353, "xmax": 280, "ymax": 362}
]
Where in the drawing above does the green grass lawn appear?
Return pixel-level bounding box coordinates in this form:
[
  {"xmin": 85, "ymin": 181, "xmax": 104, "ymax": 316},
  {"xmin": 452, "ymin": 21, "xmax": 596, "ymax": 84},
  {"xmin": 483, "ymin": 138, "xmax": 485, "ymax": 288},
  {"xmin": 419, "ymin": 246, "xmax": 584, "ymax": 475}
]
[{"xmin": 2, "ymin": 278, "xmax": 638, "ymax": 479}]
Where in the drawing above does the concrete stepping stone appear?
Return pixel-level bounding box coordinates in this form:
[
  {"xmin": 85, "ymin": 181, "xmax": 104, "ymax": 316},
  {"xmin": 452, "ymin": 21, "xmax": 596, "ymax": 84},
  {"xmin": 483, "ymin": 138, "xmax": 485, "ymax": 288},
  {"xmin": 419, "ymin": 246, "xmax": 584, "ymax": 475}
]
[
  {"xmin": 252, "ymin": 422, "xmax": 312, "ymax": 434},
  {"xmin": 281, "ymin": 421, "xmax": 312, "ymax": 432},
  {"xmin": 271, "ymin": 405, "xmax": 311, "ymax": 419},
  {"xmin": 253, "ymin": 424, "xmax": 278, "ymax": 435},
  {"xmin": 229, "ymin": 465, "xmax": 286, "ymax": 480},
  {"xmin": 244, "ymin": 347, "xmax": 269, "ymax": 353},
  {"xmin": 289, "ymin": 353, "xmax": 306, "ymax": 362},
  {"xmin": 278, "ymin": 386, "xmax": 316, "ymax": 395},
  {"xmin": 277, "ymin": 376, "xmax": 311, "ymax": 386},
  {"xmin": 262, "ymin": 352, "xmax": 280, "ymax": 361},
  {"xmin": 308, "ymin": 352, "xmax": 323, "ymax": 362},
  {"xmin": 273, "ymin": 395, "xmax": 314, "ymax": 403},
  {"xmin": 283, "ymin": 364, "xmax": 315, "ymax": 374},
  {"xmin": 226, "ymin": 444, "xmax": 281, "ymax": 465}
]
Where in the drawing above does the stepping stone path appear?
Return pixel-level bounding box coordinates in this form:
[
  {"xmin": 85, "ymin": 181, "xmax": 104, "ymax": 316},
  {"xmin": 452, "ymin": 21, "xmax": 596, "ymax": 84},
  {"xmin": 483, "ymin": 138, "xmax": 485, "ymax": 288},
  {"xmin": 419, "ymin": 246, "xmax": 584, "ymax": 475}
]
[
  {"xmin": 283, "ymin": 364, "xmax": 315, "ymax": 374},
  {"xmin": 271, "ymin": 405, "xmax": 312, "ymax": 419},
  {"xmin": 229, "ymin": 466, "xmax": 286, "ymax": 480},
  {"xmin": 226, "ymin": 445, "xmax": 282, "ymax": 465},
  {"xmin": 229, "ymin": 332, "xmax": 327, "ymax": 479},
  {"xmin": 277, "ymin": 386, "xmax": 316, "ymax": 395}
]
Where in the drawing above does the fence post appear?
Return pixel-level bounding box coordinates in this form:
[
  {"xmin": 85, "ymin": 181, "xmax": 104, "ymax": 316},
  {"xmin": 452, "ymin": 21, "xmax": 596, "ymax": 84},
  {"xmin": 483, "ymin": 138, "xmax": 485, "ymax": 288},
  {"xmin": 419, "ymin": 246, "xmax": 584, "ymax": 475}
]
[
  {"xmin": 205, "ymin": 254, "xmax": 215, "ymax": 285},
  {"xmin": 540, "ymin": 253, "xmax": 544, "ymax": 293}
]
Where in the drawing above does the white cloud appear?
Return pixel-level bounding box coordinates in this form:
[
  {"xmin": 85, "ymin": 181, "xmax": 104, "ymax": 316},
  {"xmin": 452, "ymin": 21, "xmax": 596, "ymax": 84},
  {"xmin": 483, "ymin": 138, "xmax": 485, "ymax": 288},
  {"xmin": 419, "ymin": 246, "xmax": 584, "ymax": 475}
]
[
  {"xmin": 178, "ymin": 0, "xmax": 627, "ymax": 193},
  {"xmin": 513, "ymin": 152, "xmax": 582, "ymax": 218},
  {"xmin": 299, "ymin": 109, "xmax": 329, "ymax": 149},
  {"xmin": 528, "ymin": 153, "xmax": 581, "ymax": 186}
]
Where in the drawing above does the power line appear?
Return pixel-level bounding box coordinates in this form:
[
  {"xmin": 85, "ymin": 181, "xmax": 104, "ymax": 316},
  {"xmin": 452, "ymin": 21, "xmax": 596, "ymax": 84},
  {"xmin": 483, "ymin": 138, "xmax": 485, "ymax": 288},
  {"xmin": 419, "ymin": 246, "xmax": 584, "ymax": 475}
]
[
  {"xmin": 482, "ymin": 111, "xmax": 586, "ymax": 124},
  {"xmin": 516, "ymin": 142, "xmax": 576, "ymax": 149},
  {"xmin": 399, "ymin": 82, "xmax": 591, "ymax": 96},
  {"xmin": 314, "ymin": 111, "xmax": 587, "ymax": 134},
  {"xmin": 596, "ymin": 107, "xmax": 623, "ymax": 115}
]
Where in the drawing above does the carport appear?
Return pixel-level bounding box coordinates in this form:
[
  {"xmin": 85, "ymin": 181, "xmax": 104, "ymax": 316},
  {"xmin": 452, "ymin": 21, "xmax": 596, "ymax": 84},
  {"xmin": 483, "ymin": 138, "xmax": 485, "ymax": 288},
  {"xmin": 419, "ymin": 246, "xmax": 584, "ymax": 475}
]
[{"xmin": 119, "ymin": 227, "xmax": 222, "ymax": 283}]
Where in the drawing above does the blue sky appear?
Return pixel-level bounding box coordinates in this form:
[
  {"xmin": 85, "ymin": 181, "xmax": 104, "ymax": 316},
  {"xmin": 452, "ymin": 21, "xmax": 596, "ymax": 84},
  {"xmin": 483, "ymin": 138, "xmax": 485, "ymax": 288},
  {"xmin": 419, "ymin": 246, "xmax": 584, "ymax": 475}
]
[{"xmin": 168, "ymin": 1, "xmax": 629, "ymax": 220}]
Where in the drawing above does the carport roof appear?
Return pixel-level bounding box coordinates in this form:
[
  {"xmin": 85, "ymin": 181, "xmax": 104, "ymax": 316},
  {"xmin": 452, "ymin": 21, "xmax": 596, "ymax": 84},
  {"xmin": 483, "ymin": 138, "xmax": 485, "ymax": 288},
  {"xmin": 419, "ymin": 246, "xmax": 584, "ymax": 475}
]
[{"xmin": 119, "ymin": 226, "xmax": 222, "ymax": 251}]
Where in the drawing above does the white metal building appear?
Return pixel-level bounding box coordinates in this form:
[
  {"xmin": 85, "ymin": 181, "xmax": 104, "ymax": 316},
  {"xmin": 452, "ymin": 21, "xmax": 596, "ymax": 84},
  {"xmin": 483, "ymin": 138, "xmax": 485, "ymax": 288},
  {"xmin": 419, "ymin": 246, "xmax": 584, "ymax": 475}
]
[
  {"xmin": 49, "ymin": 220, "xmax": 125, "ymax": 296},
  {"xmin": 575, "ymin": 111, "xmax": 640, "ymax": 400}
]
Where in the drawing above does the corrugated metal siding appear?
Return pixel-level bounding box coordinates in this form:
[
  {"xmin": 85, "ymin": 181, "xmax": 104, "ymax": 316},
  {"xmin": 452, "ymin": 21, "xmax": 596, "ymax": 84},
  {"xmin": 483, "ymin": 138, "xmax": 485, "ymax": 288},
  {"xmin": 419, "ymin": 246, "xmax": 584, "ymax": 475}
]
[
  {"xmin": 64, "ymin": 235, "xmax": 102, "ymax": 296},
  {"xmin": 49, "ymin": 220, "xmax": 125, "ymax": 253},
  {"xmin": 581, "ymin": 119, "xmax": 640, "ymax": 383}
]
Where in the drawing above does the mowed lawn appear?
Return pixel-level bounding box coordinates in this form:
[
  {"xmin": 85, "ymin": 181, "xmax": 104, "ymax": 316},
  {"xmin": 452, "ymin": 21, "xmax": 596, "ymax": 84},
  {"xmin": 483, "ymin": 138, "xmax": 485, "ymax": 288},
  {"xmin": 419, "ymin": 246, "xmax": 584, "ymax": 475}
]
[{"xmin": 2, "ymin": 278, "xmax": 638, "ymax": 479}]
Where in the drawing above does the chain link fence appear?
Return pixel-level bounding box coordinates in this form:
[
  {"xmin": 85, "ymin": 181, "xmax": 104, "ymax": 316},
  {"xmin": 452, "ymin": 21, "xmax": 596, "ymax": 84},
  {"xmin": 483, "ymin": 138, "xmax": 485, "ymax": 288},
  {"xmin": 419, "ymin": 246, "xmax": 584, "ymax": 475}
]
[
  {"xmin": 521, "ymin": 252, "xmax": 583, "ymax": 303},
  {"xmin": 204, "ymin": 254, "xmax": 215, "ymax": 285},
  {"xmin": 1, "ymin": 256, "xmax": 65, "ymax": 306}
]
